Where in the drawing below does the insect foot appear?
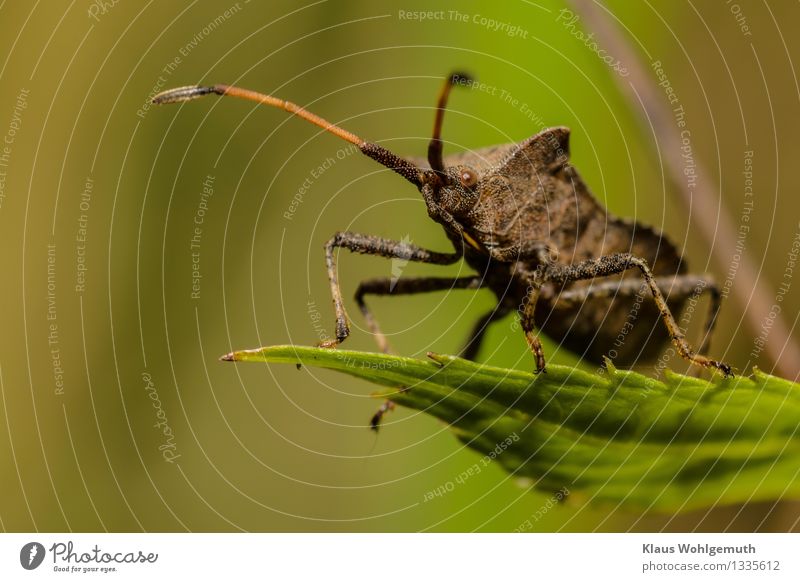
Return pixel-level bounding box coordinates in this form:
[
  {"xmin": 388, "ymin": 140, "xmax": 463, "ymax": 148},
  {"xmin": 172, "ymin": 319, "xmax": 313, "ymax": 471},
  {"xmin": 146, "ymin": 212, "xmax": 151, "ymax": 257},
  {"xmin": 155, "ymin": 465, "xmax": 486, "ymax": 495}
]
[
  {"xmin": 370, "ymin": 400, "xmax": 396, "ymax": 432},
  {"xmin": 679, "ymin": 348, "xmax": 734, "ymax": 378}
]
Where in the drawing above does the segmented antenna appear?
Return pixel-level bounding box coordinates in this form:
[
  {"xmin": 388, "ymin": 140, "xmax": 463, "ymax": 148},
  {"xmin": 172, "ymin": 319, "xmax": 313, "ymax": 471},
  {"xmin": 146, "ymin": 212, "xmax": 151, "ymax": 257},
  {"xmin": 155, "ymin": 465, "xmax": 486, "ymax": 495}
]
[
  {"xmin": 152, "ymin": 84, "xmax": 422, "ymax": 186},
  {"xmin": 150, "ymin": 85, "xmax": 219, "ymax": 104},
  {"xmin": 427, "ymin": 72, "xmax": 473, "ymax": 179}
]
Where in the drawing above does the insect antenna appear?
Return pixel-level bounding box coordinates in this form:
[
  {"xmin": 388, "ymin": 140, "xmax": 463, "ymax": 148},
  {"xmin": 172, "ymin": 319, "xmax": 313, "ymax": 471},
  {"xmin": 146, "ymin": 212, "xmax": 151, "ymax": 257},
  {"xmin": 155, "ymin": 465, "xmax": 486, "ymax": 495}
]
[
  {"xmin": 427, "ymin": 72, "xmax": 472, "ymax": 181},
  {"xmin": 152, "ymin": 84, "xmax": 423, "ymax": 187}
]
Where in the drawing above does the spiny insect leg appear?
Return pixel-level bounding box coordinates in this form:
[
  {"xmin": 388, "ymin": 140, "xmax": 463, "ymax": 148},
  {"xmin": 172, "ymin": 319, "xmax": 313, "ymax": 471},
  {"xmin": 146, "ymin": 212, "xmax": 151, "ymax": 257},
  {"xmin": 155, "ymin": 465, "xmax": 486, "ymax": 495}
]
[
  {"xmin": 460, "ymin": 305, "xmax": 509, "ymax": 361},
  {"xmin": 355, "ymin": 275, "xmax": 483, "ymax": 353},
  {"xmin": 546, "ymin": 254, "xmax": 733, "ymax": 376},
  {"xmin": 554, "ymin": 274, "xmax": 721, "ymax": 356},
  {"xmin": 518, "ymin": 276, "xmax": 547, "ymax": 373},
  {"xmin": 354, "ymin": 275, "xmax": 483, "ymax": 431},
  {"xmin": 322, "ymin": 231, "xmax": 460, "ymax": 348}
]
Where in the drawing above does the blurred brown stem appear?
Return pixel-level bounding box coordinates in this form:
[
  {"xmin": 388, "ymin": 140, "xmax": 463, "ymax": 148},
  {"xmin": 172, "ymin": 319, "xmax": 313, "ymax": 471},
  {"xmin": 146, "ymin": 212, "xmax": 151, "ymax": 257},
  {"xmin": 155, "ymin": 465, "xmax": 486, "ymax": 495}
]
[{"xmin": 567, "ymin": 0, "xmax": 800, "ymax": 380}]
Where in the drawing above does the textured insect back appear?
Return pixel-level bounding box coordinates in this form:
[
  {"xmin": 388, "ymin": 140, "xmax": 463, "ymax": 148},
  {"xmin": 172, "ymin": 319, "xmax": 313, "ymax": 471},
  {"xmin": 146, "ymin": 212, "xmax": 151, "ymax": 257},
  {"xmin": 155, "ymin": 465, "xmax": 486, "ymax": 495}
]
[{"xmin": 498, "ymin": 126, "xmax": 572, "ymax": 180}]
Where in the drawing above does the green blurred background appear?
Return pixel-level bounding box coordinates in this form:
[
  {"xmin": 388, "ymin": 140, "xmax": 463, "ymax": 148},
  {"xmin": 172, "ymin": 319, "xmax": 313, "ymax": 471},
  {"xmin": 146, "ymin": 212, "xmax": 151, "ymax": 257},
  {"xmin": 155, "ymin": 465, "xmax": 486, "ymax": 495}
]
[{"xmin": 1, "ymin": 0, "xmax": 798, "ymax": 531}]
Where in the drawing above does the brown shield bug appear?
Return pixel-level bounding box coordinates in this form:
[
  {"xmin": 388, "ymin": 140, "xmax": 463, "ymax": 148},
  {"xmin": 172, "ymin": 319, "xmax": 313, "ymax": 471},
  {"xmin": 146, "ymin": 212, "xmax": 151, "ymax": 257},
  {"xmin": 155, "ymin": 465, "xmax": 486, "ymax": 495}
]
[{"xmin": 153, "ymin": 73, "xmax": 732, "ymax": 413}]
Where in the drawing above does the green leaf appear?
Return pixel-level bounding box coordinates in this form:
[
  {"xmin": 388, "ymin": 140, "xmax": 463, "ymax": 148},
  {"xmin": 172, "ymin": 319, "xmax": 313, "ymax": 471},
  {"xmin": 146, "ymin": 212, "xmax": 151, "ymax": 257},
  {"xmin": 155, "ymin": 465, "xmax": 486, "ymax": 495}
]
[{"xmin": 222, "ymin": 345, "xmax": 800, "ymax": 513}]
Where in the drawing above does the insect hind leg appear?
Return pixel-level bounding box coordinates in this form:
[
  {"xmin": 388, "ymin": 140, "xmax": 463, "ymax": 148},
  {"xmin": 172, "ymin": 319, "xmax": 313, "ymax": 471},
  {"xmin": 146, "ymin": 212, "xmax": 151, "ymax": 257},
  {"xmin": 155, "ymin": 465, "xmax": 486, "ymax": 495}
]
[
  {"xmin": 554, "ymin": 274, "xmax": 722, "ymax": 358},
  {"xmin": 545, "ymin": 254, "xmax": 732, "ymax": 376}
]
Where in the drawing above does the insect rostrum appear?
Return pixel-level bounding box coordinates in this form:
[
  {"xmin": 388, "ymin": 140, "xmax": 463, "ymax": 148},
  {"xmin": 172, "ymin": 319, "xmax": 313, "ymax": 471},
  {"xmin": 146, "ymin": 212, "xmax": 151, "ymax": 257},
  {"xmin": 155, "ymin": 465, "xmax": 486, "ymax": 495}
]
[{"xmin": 153, "ymin": 74, "xmax": 732, "ymax": 383}]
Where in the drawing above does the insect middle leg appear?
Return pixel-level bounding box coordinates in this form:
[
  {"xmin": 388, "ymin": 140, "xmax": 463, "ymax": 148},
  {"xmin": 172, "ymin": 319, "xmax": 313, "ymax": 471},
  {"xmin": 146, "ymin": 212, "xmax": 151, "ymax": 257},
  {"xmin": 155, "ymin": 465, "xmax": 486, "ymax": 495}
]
[
  {"xmin": 353, "ymin": 275, "xmax": 484, "ymax": 432},
  {"xmin": 354, "ymin": 275, "xmax": 483, "ymax": 353},
  {"xmin": 322, "ymin": 231, "xmax": 461, "ymax": 348},
  {"xmin": 545, "ymin": 254, "xmax": 732, "ymax": 376},
  {"xmin": 459, "ymin": 305, "xmax": 510, "ymax": 361},
  {"xmin": 518, "ymin": 267, "xmax": 548, "ymax": 373}
]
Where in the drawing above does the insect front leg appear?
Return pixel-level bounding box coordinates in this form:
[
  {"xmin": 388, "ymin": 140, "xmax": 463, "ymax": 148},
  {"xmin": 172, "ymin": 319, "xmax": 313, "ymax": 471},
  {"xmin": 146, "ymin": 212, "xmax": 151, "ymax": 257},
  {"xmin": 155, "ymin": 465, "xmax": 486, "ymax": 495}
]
[
  {"xmin": 546, "ymin": 254, "xmax": 732, "ymax": 376},
  {"xmin": 322, "ymin": 231, "xmax": 461, "ymax": 348},
  {"xmin": 354, "ymin": 275, "xmax": 483, "ymax": 353}
]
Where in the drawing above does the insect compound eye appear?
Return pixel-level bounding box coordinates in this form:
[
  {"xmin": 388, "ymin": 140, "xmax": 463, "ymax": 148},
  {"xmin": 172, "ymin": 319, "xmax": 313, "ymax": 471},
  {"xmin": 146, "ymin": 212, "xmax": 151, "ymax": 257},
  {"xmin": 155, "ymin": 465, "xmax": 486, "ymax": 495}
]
[{"xmin": 459, "ymin": 168, "xmax": 478, "ymax": 190}]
